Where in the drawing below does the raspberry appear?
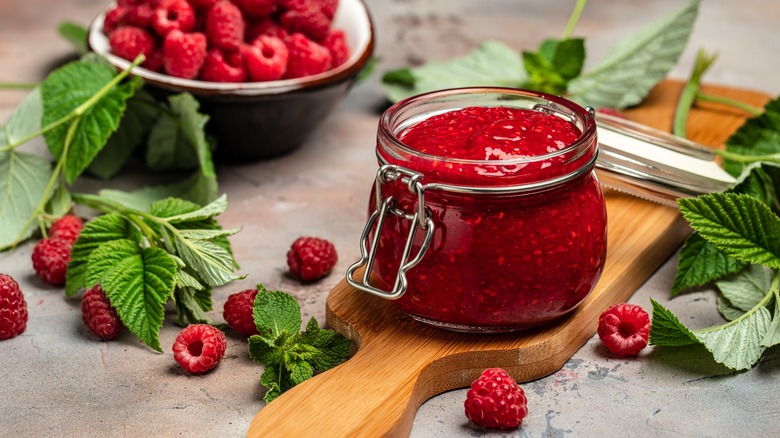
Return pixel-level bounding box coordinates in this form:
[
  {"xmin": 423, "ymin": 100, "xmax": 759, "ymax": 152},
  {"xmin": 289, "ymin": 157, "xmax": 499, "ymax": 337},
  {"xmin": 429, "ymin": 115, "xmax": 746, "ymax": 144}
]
[
  {"xmin": 597, "ymin": 303, "xmax": 651, "ymax": 356},
  {"xmin": 49, "ymin": 215, "xmax": 84, "ymax": 243},
  {"xmin": 103, "ymin": 6, "xmax": 129, "ymax": 34},
  {"xmin": 152, "ymin": 0, "xmax": 196, "ymax": 36},
  {"xmin": 222, "ymin": 288, "xmax": 259, "ymax": 336},
  {"xmin": 242, "ymin": 35, "xmax": 289, "ymax": 81},
  {"xmin": 204, "ymin": 1, "xmax": 246, "ymax": 51},
  {"xmin": 233, "ymin": 0, "xmax": 277, "ymax": 18},
  {"xmin": 0, "ymin": 274, "xmax": 28, "ymax": 340},
  {"xmin": 283, "ymin": 32, "xmax": 331, "ymax": 79},
  {"xmin": 81, "ymin": 284, "xmax": 124, "ymax": 340},
  {"xmin": 188, "ymin": 0, "xmax": 217, "ymax": 9},
  {"xmin": 31, "ymin": 237, "xmax": 72, "ymax": 286},
  {"xmin": 464, "ymin": 368, "xmax": 528, "ymax": 430},
  {"xmin": 286, "ymin": 236, "xmax": 337, "ymax": 281},
  {"xmin": 317, "ymin": 0, "xmax": 338, "ymax": 19},
  {"xmin": 282, "ymin": 0, "xmax": 337, "ymax": 19},
  {"xmin": 322, "ymin": 29, "xmax": 349, "ymax": 68},
  {"xmin": 245, "ymin": 18, "xmax": 289, "ymax": 43},
  {"xmin": 596, "ymin": 107, "xmax": 626, "ymax": 119},
  {"xmin": 172, "ymin": 324, "xmax": 227, "ymax": 374},
  {"xmin": 109, "ymin": 26, "xmax": 157, "ymax": 63},
  {"xmin": 143, "ymin": 48, "xmax": 165, "ymax": 71},
  {"xmin": 279, "ymin": 6, "xmax": 331, "ymax": 41},
  {"xmin": 124, "ymin": 4, "xmax": 156, "ymax": 28},
  {"xmin": 201, "ymin": 48, "xmax": 247, "ymax": 82},
  {"xmin": 162, "ymin": 30, "xmax": 207, "ymax": 79}
]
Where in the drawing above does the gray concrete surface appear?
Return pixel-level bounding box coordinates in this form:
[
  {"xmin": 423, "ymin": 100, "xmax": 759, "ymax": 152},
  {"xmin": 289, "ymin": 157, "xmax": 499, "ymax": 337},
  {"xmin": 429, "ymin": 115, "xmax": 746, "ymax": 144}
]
[{"xmin": 1, "ymin": 0, "xmax": 779, "ymax": 436}]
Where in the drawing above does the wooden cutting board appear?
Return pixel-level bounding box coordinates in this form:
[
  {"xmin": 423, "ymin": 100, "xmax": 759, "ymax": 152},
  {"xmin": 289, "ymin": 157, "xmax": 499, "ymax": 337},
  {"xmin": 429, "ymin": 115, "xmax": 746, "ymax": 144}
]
[{"xmin": 247, "ymin": 81, "xmax": 770, "ymax": 437}]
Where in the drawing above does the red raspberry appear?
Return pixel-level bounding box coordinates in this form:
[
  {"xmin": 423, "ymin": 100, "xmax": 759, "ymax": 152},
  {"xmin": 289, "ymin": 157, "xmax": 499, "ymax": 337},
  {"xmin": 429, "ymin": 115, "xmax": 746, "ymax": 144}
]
[
  {"xmin": 464, "ymin": 368, "xmax": 528, "ymax": 430},
  {"xmin": 317, "ymin": 0, "xmax": 338, "ymax": 19},
  {"xmin": 222, "ymin": 288, "xmax": 259, "ymax": 336},
  {"xmin": 188, "ymin": 0, "xmax": 217, "ymax": 9},
  {"xmin": 118, "ymin": 0, "xmax": 149, "ymax": 7},
  {"xmin": 31, "ymin": 237, "xmax": 72, "ymax": 286},
  {"xmin": 283, "ymin": 32, "xmax": 331, "ymax": 79},
  {"xmin": 103, "ymin": 6, "xmax": 129, "ymax": 34},
  {"xmin": 205, "ymin": 1, "xmax": 246, "ymax": 51},
  {"xmin": 81, "ymin": 284, "xmax": 124, "ymax": 341},
  {"xmin": 597, "ymin": 303, "xmax": 651, "ymax": 356},
  {"xmin": 143, "ymin": 48, "xmax": 165, "ymax": 71},
  {"xmin": 233, "ymin": 0, "xmax": 277, "ymax": 18},
  {"xmin": 246, "ymin": 18, "xmax": 290, "ymax": 43},
  {"xmin": 49, "ymin": 215, "xmax": 84, "ymax": 243},
  {"xmin": 322, "ymin": 29, "xmax": 349, "ymax": 68},
  {"xmin": 109, "ymin": 26, "xmax": 157, "ymax": 63},
  {"xmin": 124, "ymin": 4, "xmax": 156, "ymax": 28},
  {"xmin": 286, "ymin": 236, "xmax": 337, "ymax": 281},
  {"xmin": 279, "ymin": 6, "xmax": 331, "ymax": 41},
  {"xmin": 163, "ymin": 30, "xmax": 207, "ymax": 79},
  {"xmin": 201, "ymin": 48, "xmax": 247, "ymax": 82},
  {"xmin": 596, "ymin": 107, "xmax": 626, "ymax": 119},
  {"xmin": 242, "ymin": 35, "xmax": 289, "ymax": 81},
  {"xmin": 0, "ymin": 274, "xmax": 28, "ymax": 340},
  {"xmin": 281, "ymin": 0, "xmax": 336, "ymax": 19},
  {"xmin": 172, "ymin": 324, "xmax": 227, "ymax": 374},
  {"xmin": 152, "ymin": 0, "xmax": 196, "ymax": 36}
]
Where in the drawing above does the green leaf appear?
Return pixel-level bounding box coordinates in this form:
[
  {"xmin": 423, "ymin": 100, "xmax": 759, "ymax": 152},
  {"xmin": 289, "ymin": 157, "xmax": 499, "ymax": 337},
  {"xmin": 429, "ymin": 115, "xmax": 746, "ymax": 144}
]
[
  {"xmin": 648, "ymin": 299, "xmax": 699, "ymax": 347},
  {"xmin": 173, "ymin": 234, "xmax": 241, "ymax": 286},
  {"xmin": 58, "ymin": 21, "xmax": 88, "ymax": 55},
  {"xmin": 87, "ymin": 239, "xmax": 177, "ymax": 351},
  {"xmin": 149, "ymin": 197, "xmax": 203, "ymax": 217},
  {"xmin": 65, "ymin": 213, "xmax": 137, "ymax": 297},
  {"xmin": 672, "ymin": 232, "xmax": 745, "ymax": 295},
  {"xmin": 522, "ymin": 38, "xmax": 585, "ymax": 95},
  {"xmin": 45, "ymin": 185, "xmax": 73, "ymax": 219},
  {"xmin": 41, "ymin": 59, "xmax": 142, "ymax": 183},
  {"xmin": 164, "ymin": 194, "xmax": 227, "ymax": 223},
  {"xmin": 568, "ymin": 0, "xmax": 699, "ymax": 108},
  {"xmin": 88, "ymin": 90, "xmax": 159, "ymax": 180},
  {"xmin": 0, "ymin": 151, "xmax": 54, "ymax": 251},
  {"xmin": 763, "ymin": 291, "xmax": 780, "ymax": 347},
  {"xmin": 722, "ymin": 97, "xmax": 780, "ymax": 177},
  {"xmin": 178, "ymin": 228, "xmax": 239, "ymax": 240},
  {"xmin": 717, "ymin": 295, "xmax": 746, "ymax": 321},
  {"xmin": 253, "ymin": 286, "xmax": 302, "ymax": 339},
  {"xmin": 4, "ymin": 87, "xmax": 43, "ymax": 146},
  {"xmin": 249, "ymin": 334, "xmax": 283, "ymax": 366},
  {"xmin": 176, "ymin": 269, "xmax": 205, "ymax": 291},
  {"xmin": 286, "ymin": 359, "xmax": 314, "ymax": 385},
  {"xmin": 715, "ymin": 265, "xmax": 772, "ymax": 312},
  {"xmin": 381, "ymin": 40, "xmax": 527, "ymax": 103},
  {"xmin": 730, "ymin": 165, "xmax": 780, "ymax": 212},
  {"xmin": 174, "ymin": 286, "xmax": 212, "ymax": 325},
  {"xmin": 678, "ymin": 193, "xmax": 780, "ymax": 268},
  {"xmin": 146, "ymin": 113, "xmax": 201, "ymax": 171}
]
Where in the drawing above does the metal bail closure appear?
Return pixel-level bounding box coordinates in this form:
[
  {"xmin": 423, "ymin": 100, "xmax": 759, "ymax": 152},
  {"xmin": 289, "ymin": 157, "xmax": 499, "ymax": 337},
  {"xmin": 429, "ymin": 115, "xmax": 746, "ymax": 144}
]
[{"xmin": 346, "ymin": 165, "xmax": 435, "ymax": 300}]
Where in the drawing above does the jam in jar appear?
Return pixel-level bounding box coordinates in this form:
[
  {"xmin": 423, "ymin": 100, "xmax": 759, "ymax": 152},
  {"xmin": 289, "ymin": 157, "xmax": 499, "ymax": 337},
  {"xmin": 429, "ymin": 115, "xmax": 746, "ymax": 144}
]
[{"xmin": 347, "ymin": 88, "xmax": 607, "ymax": 332}]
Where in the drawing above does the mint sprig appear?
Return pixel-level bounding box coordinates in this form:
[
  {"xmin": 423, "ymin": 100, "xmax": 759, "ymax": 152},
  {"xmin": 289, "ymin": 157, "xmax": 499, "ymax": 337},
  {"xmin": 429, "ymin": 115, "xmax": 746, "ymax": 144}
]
[
  {"xmin": 66, "ymin": 194, "xmax": 242, "ymax": 351},
  {"xmin": 248, "ymin": 285, "xmax": 350, "ymax": 403}
]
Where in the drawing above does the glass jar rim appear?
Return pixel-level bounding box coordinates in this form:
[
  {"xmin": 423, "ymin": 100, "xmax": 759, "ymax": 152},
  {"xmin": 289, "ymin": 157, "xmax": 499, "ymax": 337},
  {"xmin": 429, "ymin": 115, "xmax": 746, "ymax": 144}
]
[{"xmin": 379, "ymin": 87, "xmax": 597, "ymax": 167}]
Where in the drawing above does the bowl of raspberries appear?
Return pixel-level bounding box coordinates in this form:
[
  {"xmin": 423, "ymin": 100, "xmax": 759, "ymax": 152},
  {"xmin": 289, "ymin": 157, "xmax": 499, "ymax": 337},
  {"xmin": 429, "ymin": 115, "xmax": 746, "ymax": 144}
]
[{"xmin": 88, "ymin": 0, "xmax": 374, "ymax": 161}]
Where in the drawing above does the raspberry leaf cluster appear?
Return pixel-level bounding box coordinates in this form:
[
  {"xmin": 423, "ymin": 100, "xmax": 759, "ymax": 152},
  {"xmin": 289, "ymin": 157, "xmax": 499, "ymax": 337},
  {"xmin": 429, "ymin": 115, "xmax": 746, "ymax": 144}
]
[
  {"xmin": 382, "ymin": 0, "xmax": 699, "ymax": 109},
  {"xmin": 247, "ymin": 285, "xmax": 350, "ymax": 403},
  {"xmin": 65, "ymin": 193, "xmax": 241, "ymax": 351}
]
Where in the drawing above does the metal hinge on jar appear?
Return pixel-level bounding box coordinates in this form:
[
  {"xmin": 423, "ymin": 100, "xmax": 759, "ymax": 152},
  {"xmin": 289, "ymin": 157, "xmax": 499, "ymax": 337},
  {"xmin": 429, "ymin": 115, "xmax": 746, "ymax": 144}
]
[{"xmin": 346, "ymin": 164, "xmax": 435, "ymax": 299}]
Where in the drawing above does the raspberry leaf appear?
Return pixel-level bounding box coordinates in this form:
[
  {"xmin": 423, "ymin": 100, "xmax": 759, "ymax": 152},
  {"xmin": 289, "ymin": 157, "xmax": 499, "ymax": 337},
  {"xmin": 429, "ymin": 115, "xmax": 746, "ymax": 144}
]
[
  {"xmin": 3, "ymin": 87, "xmax": 43, "ymax": 146},
  {"xmin": 715, "ymin": 265, "xmax": 772, "ymax": 313},
  {"xmin": 252, "ymin": 288, "xmax": 302, "ymax": 338},
  {"xmin": 57, "ymin": 21, "xmax": 88, "ymax": 55},
  {"xmin": 722, "ymin": 98, "xmax": 780, "ymax": 178},
  {"xmin": 763, "ymin": 291, "xmax": 780, "ymax": 347},
  {"xmin": 163, "ymin": 194, "xmax": 228, "ymax": 223},
  {"xmin": 41, "ymin": 59, "xmax": 142, "ymax": 184},
  {"xmin": 678, "ymin": 193, "xmax": 780, "ymax": 269},
  {"xmin": 65, "ymin": 213, "xmax": 138, "ymax": 297},
  {"xmin": 648, "ymin": 300, "xmax": 699, "ymax": 347},
  {"xmin": 0, "ymin": 151, "xmax": 54, "ymax": 251},
  {"xmin": 86, "ymin": 239, "xmax": 178, "ymax": 352},
  {"xmin": 672, "ymin": 232, "xmax": 745, "ymax": 296},
  {"xmin": 717, "ymin": 295, "xmax": 747, "ymax": 322},
  {"xmin": 174, "ymin": 286, "xmax": 213, "ymax": 325},
  {"xmin": 381, "ymin": 40, "xmax": 527, "ymax": 103},
  {"xmin": 568, "ymin": 0, "xmax": 699, "ymax": 108}
]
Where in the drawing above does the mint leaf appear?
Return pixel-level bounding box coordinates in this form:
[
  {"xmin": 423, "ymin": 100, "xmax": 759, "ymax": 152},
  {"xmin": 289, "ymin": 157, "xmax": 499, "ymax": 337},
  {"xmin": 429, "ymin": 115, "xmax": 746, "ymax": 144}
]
[
  {"xmin": 672, "ymin": 232, "xmax": 745, "ymax": 295},
  {"xmin": 88, "ymin": 90, "xmax": 159, "ymax": 180},
  {"xmin": 253, "ymin": 286, "xmax": 302, "ymax": 338},
  {"xmin": 678, "ymin": 193, "xmax": 780, "ymax": 268},
  {"xmin": 715, "ymin": 264, "xmax": 772, "ymax": 313},
  {"xmin": 58, "ymin": 21, "xmax": 88, "ymax": 55},
  {"xmin": 41, "ymin": 59, "xmax": 142, "ymax": 183},
  {"xmin": 65, "ymin": 213, "xmax": 137, "ymax": 297},
  {"xmin": 87, "ymin": 239, "xmax": 178, "ymax": 351},
  {"xmin": 286, "ymin": 356, "xmax": 314, "ymax": 385},
  {"xmin": 381, "ymin": 40, "xmax": 527, "ymax": 103},
  {"xmin": 722, "ymin": 97, "xmax": 780, "ymax": 177},
  {"xmin": 249, "ymin": 333, "xmax": 283, "ymax": 366},
  {"xmin": 568, "ymin": 0, "xmax": 699, "ymax": 108},
  {"xmin": 648, "ymin": 299, "xmax": 699, "ymax": 347},
  {"xmin": 522, "ymin": 38, "xmax": 585, "ymax": 95},
  {"xmin": 0, "ymin": 151, "xmax": 53, "ymax": 250}
]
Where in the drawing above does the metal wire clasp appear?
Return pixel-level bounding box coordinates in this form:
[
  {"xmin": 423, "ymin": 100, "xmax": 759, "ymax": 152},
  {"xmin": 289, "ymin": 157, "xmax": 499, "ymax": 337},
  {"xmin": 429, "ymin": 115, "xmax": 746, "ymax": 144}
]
[{"xmin": 346, "ymin": 165, "xmax": 435, "ymax": 299}]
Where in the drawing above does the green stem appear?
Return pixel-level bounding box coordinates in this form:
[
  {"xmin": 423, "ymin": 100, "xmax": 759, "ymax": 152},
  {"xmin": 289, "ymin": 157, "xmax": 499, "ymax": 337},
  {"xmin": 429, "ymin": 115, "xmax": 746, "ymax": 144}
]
[
  {"xmin": 713, "ymin": 148, "xmax": 780, "ymax": 164},
  {"xmin": 0, "ymin": 82, "xmax": 38, "ymax": 90},
  {"xmin": 673, "ymin": 48, "xmax": 718, "ymax": 138},
  {"xmin": 696, "ymin": 91, "xmax": 763, "ymax": 116},
  {"xmin": 697, "ymin": 283, "xmax": 775, "ymax": 335},
  {"xmin": 561, "ymin": 0, "xmax": 588, "ymax": 39}
]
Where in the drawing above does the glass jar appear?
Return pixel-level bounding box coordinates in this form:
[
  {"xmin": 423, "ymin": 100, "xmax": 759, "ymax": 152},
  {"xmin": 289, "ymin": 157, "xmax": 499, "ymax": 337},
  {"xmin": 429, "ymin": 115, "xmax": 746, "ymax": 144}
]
[{"xmin": 347, "ymin": 88, "xmax": 607, "ymax": 332}]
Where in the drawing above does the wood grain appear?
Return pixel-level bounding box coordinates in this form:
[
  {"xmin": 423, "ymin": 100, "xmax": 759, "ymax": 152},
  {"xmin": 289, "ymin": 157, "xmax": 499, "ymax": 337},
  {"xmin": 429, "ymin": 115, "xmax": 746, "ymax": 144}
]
[{"xmin": 247, "ymin": 81, "xmax": 771, "ymax": 437}]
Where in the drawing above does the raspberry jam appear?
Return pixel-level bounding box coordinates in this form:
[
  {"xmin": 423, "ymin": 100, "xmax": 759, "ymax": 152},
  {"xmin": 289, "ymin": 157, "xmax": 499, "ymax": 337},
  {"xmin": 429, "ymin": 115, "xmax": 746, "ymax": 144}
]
[{"xmin": 347, "ymin": 88, "xmax": 607, "ymax": 332}]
